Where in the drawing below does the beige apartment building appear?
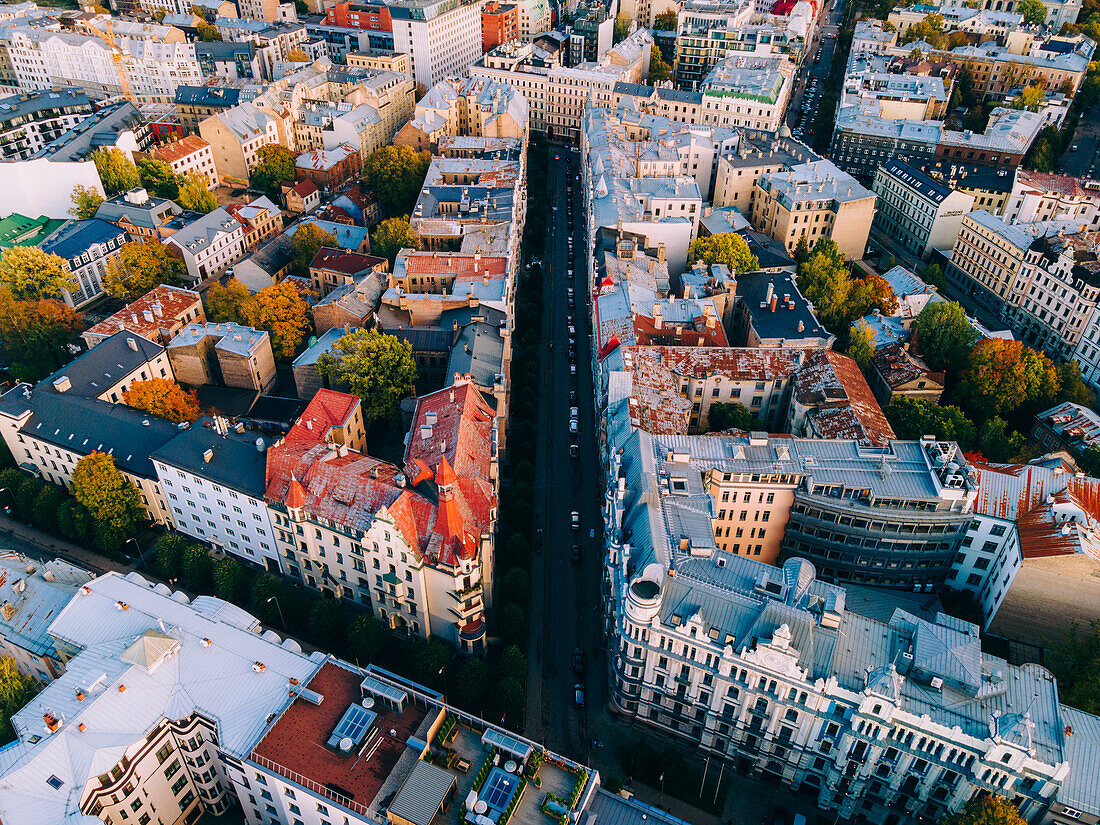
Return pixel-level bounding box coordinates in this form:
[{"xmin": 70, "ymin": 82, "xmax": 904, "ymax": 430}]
[
  {"xmin": 198, "ymin": 102, "xmax": 281, "ymax": 184},
  {"xmin": 347, "ymin": 50, "xmax": 410, "ymax": 74},
  {"xmin": 944, "ymin": 209, "xmax": 1036, "ymax": 318},
  {"xmin": 750, "ymin": 159, "xmax": 877, "ymax": 259},
  {"xmin": 704, "ymin": 463, "xmax": 799, "ymax": 564},
  {"xmin": 711, "ymin": 134, "xmax": 821, "ymax": 215}
]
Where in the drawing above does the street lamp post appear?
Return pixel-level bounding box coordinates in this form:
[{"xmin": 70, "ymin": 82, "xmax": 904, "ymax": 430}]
[
  {"xmin": 266, "ymin": 596, "xmax": 286, "ymax": 629},
  {"xmin": 124, "ymin": 538, "xmax": 146, "ymax": 568}
]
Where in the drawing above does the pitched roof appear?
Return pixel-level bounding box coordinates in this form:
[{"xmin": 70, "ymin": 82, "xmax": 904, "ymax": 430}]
[
  {"xmin": 794, "ymin": 350, "xmax": 895, "ymax": 447},
  {"xmin": 82, "ymin": 285, "xmax": 201, "ymax": 345}
]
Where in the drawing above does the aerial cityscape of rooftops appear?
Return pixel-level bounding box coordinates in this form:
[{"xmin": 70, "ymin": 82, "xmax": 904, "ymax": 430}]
[{"xmin": 10, "ymin": 0, "xmax": 1100, "ymax": 824}]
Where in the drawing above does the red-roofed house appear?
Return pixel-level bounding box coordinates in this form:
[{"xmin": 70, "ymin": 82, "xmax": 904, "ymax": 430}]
[
  {"xmin": 789, "ymin": 349, "xmax": 895, "ymax": 447},
  {"xmin": 264, "ymin": 378, "xmax": 497, "ymax": 651},
  {"xmin": 284, "ymin": 179, "xmax": 321, "ymax": 214},
  {"xmin": 81, "ymin": 285, "xmax": 205, "ymax": 349}
]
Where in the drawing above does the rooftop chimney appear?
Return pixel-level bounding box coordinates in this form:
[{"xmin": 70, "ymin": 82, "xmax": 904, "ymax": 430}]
[{"xmin": 126, "ymin": 337, "xmax": 138, "ymax": 351}]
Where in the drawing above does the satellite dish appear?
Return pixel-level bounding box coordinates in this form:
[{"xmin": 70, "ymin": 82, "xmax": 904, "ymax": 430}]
[
  {"xmin": 475, "ymin": 801, "xmax": 488, "ymax": 814},
  {"xmin": 362, "ymin": 697, "xmax": 375, "ymax": 709},
  {"xmin": 340, "ymin": 737, "xmax": 354, "ymax": 753}
]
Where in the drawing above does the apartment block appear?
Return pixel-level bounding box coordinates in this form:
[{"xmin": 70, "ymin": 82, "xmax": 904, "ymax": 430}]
[
  {"xmin": 395, "ymin": 76, "xmax": 528, "ymax": 153},
  {"xmin": 482, "ymin": 1, "xmax": 519, "ymax": 51},
  {"xmin": 164, "ymin": 207, "xmax": 248, "ymax": 284},
  {"xmin": 264, "ymin": 381, "xmax": 497, "ymax": 649},
  {"xmin": 310, "ymin": 247, "xmax": 387, "ymax": 296},
  {"xmin": 39, "ymin": 218, "xmax": 128, "ymax": 308},
  {"xmin": 166, "ymin": 321, "xmax": 278, "ymax": 393},
  {"xmin": 145, "ymin": 134, "xmax": 220, "ymax": 187},
  {"xmin": 0, "ymin": 552, "xmax": 92, "ymax": 682},
  {"xmin": 198, "ymin": 102, "xmax": 281, "ymax": 184},
  {"xmin": 1003, "ymin": 169, "xmax": 1100, "ymax": 227},
  {"xmin": 871, "ymin": 159, "xmax": 975, "ymax": 259},
  {"xmin": 388, "ymin": 0, "xmax": 484, "ymax": 90},
  {"xmin": 750, "ymin": 159, "xmax": 876, "ymax": 260},
  {"xmin": 0, "ymin": 88, "xmax": 93, "ymax": 160}
]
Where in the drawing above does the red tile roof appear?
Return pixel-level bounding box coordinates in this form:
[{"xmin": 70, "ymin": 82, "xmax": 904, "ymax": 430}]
[
  {"xmin": 82, "ymin": 285, "xmax": 202, "ymax": 345},
  {"xmin": 149, "ymin": 135, "xmax": 211, "ymax": 165},
  {"xmin": 251, "ymin": 661, "xmax": 427, "ymax": 812},
  {"xmin": 310, "ymin": 247, "xmax": 386, "ymax": 275},
  {"xmin": 285, "ymin": 388, "xmax": 360, "ymax": 446},
  {"xmin": 398, "ymin": 251, "xmax": 507, "ymax": 281},
  {"xmin": 291, "ymin": 179, "xmax": 320, "ymax": 198}
]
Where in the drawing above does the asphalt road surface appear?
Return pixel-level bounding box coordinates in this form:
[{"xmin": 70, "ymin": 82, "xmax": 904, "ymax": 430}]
[
  {"xmin": 787, "ymin": 0, "xmax": 846, "ymax": 142},
  {"xmin": 525, "ymin": 147, "xmax": 606, "ymax": 764}
]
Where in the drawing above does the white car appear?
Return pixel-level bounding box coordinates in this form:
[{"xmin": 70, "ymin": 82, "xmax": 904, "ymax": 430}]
[
  {"xmin": 569, "ymin": 419, "xmax": 578, "ymax": 434},
  {"xmin": 570, "ymin": 406, "xmax": 579, "ymax": 419}
]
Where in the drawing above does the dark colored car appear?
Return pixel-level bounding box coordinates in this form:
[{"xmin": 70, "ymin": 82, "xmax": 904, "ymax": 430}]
[
  {"xmin": 571, "ymin": 544, "xmax": 580, "ymax": 563},
  {"xmin": 570, "ymin": 444, "xmax": 579, "ymax": 459},
  {"xmin": 572, "ymin": 647, "xmax": 586, "ymax": 674}
]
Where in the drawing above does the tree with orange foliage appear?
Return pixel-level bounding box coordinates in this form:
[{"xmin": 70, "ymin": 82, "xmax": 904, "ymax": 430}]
[
  {"xmin": 956, "ymin": 338, "xmax": 1060, "ymax": 420},
  {"xmin": 240, "ymin": 280, "xmax": 314, "ymax": 359},
  {"xmin": 122, "ymin": 378, "xmax": 201, "ymax": 423},
  {"xmin": 0, "ymin": 286, "xmax": 83, "ymax": 381}
]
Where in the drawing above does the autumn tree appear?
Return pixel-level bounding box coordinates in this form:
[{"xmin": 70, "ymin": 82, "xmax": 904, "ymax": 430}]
[
  {"xmin": 250, "ymin": 144, "xmax": 297, "ymax": 199},
  {"xmin": 939, "ymin": 796, "xmax": 1027, "ymax": 825},
  {"xmin": 0, "ymin": 247, "xmax": 75, "ymax": 301},
  {"xmin": 240, "ymin": 280, "xmax": 314, "ymax": 359},
  {"xmin": 290, "ymin": 222, "xmax": 337, "ymax": 277},
  {"xmin": 176, "ymin": 172, "xmax": 217, "ymax": 213},
  {"xmin": 647, "ymin": 45, "xmax": 672, "ymax": 84},
  {"xmin": 846, "ymin": 323, "xmax": 876, "ymax": 373},
  {"xmin": 956, "ymin": 339, "xmax": 1060, "ymax": 420},
  {"xmin": 371, "ymin": 217, "xmax": 418, "ymax": 265},
  {"xmin": 0, "ymin": 287, "xmax": 83, "ymax": 381},
  {"xmin": 285, "ymin": 47, "xmax": 311, "ymax": 61},
  {"xmin": 613, "ymin": 13, "xmax": 631, "ymax": 43},
  {"xmin": 69, "ymin": 184, "xmax": 104, "ymax": 219},
  {"xmin": 884, "ymin": 396, "xmax": 976, "ymax": 449},
  {"xmin": 122, "ymin": 378, "xmax": 201, "ymax": 423},
  {"xmin": 653, "ymin": 9, "xmax": 677, "ymax": 29},
  {"xmin": 204, "ymin": 277, "xmax": 251, "ymax": 323},
  {"xmin": 196, "ymin": 19, "xmax": 221, "ymax": 40},
  {"xmin": 316, "ymin": 329, "xmax": 418, "ymax": 423},
  {"xmin": 687, "ymin": 232, "xmax": 759, "ymax": 275},
  {"xmin": 362, "ymin": 146, "xmax": 431, "ymax": 216},
  {"xmin": 137, "ymin": 157, "xmax": 182, "ymax": 200},
  {"xmin": 103, "ymin": 239, "xmax": 186, "ymax": 301},
  {"xmin": 796, "ymin": 239, "xmax": 896, "ymax": 336},
  {"xmin": 1009, "ymin": 83, "xmax": 1045, "ymax": 112},
  {"xmin": 915, "ymin": 300, "xmax": 976, "ymax": 376},
  {"xmin": 92, "ymin": 147, "xmax": 140, "ymax": 196},
  {"xmin": 70, "ymin": 452, "xmax": 144, "ymax": 551}
]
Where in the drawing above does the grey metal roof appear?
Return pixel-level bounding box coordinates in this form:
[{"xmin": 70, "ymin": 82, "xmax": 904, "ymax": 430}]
[
  {"xmin": 0, "ymin": 88, "xmax": 89, "ymax": 124},
  {"xmin": 1058, "ymin": 706, "xmax": 1100, "ymax": 813},
  {"xmin": 39, "ymin": 219, "xmax": 125, "ymax": 263},
  {"xmin": 150, "ymin": 417, "xmax": 270, "ymax": 497},
  {"xmin": 42, "ymin": 331, "xmax": 165, "ymax": 399},
  {"xmin": 0, "ymin": 382, "xmax": 180, "ymax": 479},
  {"xmin": 0, "ymin": 554, "xmax": 92, "ymax": 660},
  {"xmin": 586, "ymin": 789, "xmax": 695, "ymax": 825},
  {"xmin": 388, "ymin": 760, "xmax": 455, "ymax": 825},
  {"xmin": 736, "ymin": 270, "xmax": 828, "ymax": 341}
]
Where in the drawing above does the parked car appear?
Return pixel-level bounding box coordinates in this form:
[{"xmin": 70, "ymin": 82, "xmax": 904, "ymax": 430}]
[
  {"xmin": 570, "ymin": 363, "xmax": 577, "ymax": 375},
  {"xmin": 571, "ymin": 544, "xmax": 581, "ymax": 564},
  {"xmin": 570, "ymin": 444, "xmax": 579, "ymax": 459},
  {"xmin": 574, "ymin": 683, "xmax": 585, "ymax": 706},
  {"xmin": 571, "ymin": 511, "xmax": 580, "ymax": 529},
  {"xmin": 573, "ymin": 647, "xmax": 585, "ymax": 672},
  {"xmin": 569, "ymin": 390, "xmax": 577, "ymax": 402},
  {"xmin": 569, "ymin": 406, "xmax": 578, "ymax": 419},
  {"xmin": 569, "ymin": 419, "xmax": 578, "ymax": 434}
]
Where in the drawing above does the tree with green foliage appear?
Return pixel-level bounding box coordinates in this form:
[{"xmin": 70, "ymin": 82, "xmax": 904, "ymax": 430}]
[
  {"xmin": 0, "ymin": 656, "xmax": 37, "ymax": 742},
  {"xmin": 846, "ymin": 323, "xmax": 876, "ymax": 373},
  {"xmin": 793, "ymin": 236, "xmax": 811, "ymax": 265},
  {"xmin": 310, "ymin": 598, "xmax": 344, "ymax": 642},
  {"xmin": 176, "ymin": 172, "xmax": 217, "ymax": 213},
  {"xmin": 976, "ymin": 416, "xmax": 1022, "ymax": 462},
  {"xmin": 956, "ymin": 339, "xmax": 1060, "ymax": 420},
  {"xmin": 250, "ymin": 573, "xmax": 290, "ymax": 627},
  {"xmin": 687, "ymin": 233, "xmax": 759, "ymax": 274},
  {"xmin": 138, "ymin": 157, "xmax": 182, "ymax": 200},
  {"xmin": 204, "ymin": 277, "xmax": 250, "ymax": 323},
  {"xmin": 0, "ymin": 247, "xmax": 75, "ymax": 301},
  {"xmin": 1017, "ymin": 0, "xmax": 1047, "ymax": 24},
  {"xmin": 494, "ymin": 677, "xmax": 525, "ymax": 724},
  {"xmin": 796, "ymin": 239, "xmax": 897, "ymax": 335},
  {"xmin": 196, "ymin": 19, "xmax": 221, "ymax": 40},
  {"xmin": 102, "ymin": 239, "xmax": 186, "ymax": 301},
  {"xmin": 31, "ymin": 485, "xmax": 64, "ymax": 531},
  {"xmin": 362, "ymin": 146, "xmax": 431, "ymax": 216},
  {"xmin": 415, "ymin": 639, "xmax": 451, "ymax": 688},
  {"xmin": 92, "ymin": 147, "xmax": 140, "ymax": 196},
  {"xmin": 499, "ymin": 645, "xmax": 527, "ymax": 683},
  {"xmin": 250, "ymin": 145, "xmax": 297, "ymax": 199},
  {"xmin": 316, "ymin": 329, "xmax": 418, "ymax": 423},
  {"xmin": 939, "ymin": 796, "xmax": 1028, "ymax": 825},
  {"xmin": 1050, "ymin": 620, "xmax": 1100, "ymax": 714},
  {"xmin": 613, "ymin": 13, "xmax": 631, "ymax": 42},
  {"xmin": 371, "ymin": 217, "xmax": 418, "ymax": 266},
  {"xmin": 181, "ymin": 542, "xmax": 213, "ymax": 590},
  {"xmin": 289, "ymin": 222, "xmax": 337, "ymax": 277},
  {"xmin": 1025, "ymin": 125, "xmax": 1065, "ymax": 172},
  {"xmin": 918, "ymin": 262, "xmax": 946, "ymax": 291},
  {"xmin": 70, "ymin": 452, "xmax": 144, "ymax": 551},
  {"xmin": 914, "ymin": 300, "xmax": 977, "ymax": 376},
  {"xmin": 69, "ymin": 184, "xmax": 104, "ymax": 219},
  {"xmin": 347, "ymin": 613, "xmax": 385, "ymax": 664},
  {"xmin": 499, "ymin": 603, "xmax": 527, "ymax": 648},
  {"xmin": 647, "ymin": 45, "xmax": 672, "ymax": 84},
  {"xmin": 884, "ymin": 396, "xmax": 976, "ymax": 448},
  {"xmin": 1056, "ymin": 361, "xmax": 1096, "ymax": 407},
  {"xmin": 212, "ymin": 557, "xmax": 251, "ymax": 604},
  {"xmin": 15, "ymin": 477, "xmax": 44, "ymax": 521},
  {"xmin": 57, "ymin": 499, "xmax": 93, "ymax": 542},
  {"xmin": 153, "ymin": 533, "xmax": 190, "ymax": 581},
  {"xmin": 451, "ymin": 655, "xmax": 489, "ymax": 711},
  {"xmin": 707, "ymin": 402, "xmax": 765, "ymax": 433}
]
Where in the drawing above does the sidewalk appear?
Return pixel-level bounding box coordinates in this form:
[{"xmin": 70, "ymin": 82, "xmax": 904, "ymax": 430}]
[{"xmin": 0, "ymin": 513, "xmax": 135, "ymax": 576}]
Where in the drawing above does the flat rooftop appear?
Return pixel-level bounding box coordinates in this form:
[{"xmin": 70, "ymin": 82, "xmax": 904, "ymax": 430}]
[{"xmin": 251, "ymin": 660, "xmax": 428, "ymax": 812}]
